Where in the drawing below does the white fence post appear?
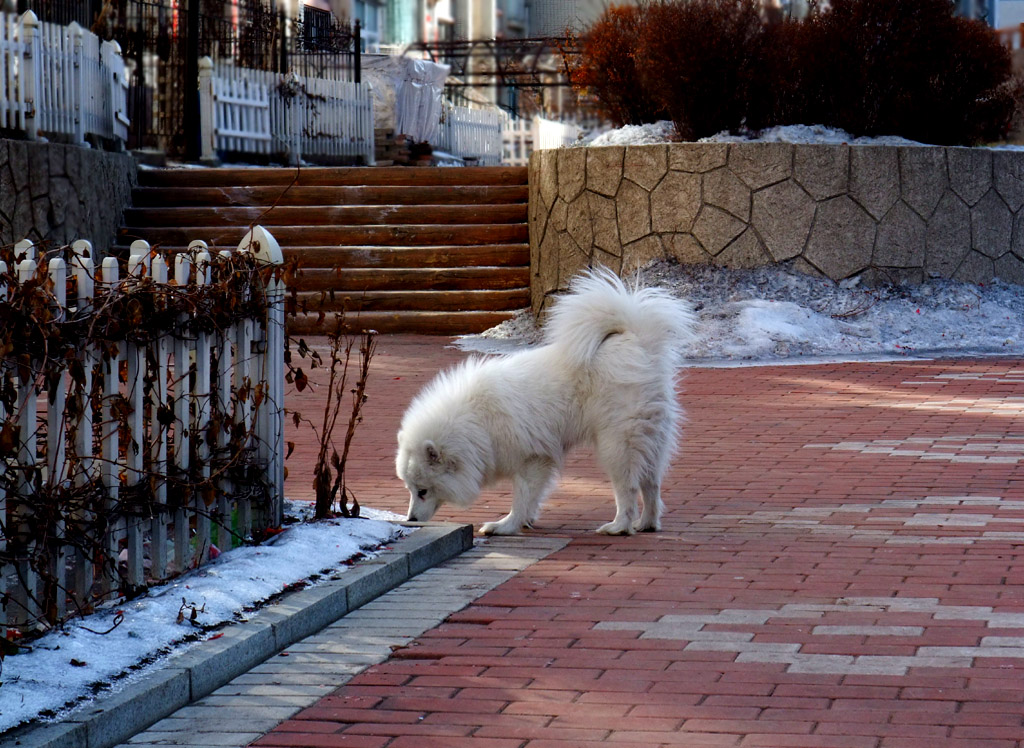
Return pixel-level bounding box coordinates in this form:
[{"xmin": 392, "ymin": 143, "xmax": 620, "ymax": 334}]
[
  {"xmin": 46, "ymin": 257, "xmax": 69, "ymax": 620},
  {"xmin": 192, "ymin": 246, "xmax": 212, "ymax": 565},
  {"xmin": 105, "ymin": 40, "xmax": 130, "ymax": 144},
  {"xmin": 69, "ymin": 240, "xmax": 95, "ymax": 607},
  {"xmin": 149, "ymin": 254, "xmax": 170, "ymax": 579},
  {"xmin": 199, "ymin": 56, "xmax": 216, "ymax": 162},
  {"xmin": 19, "ymin": 10, "xmax": 38, "ymax": 140},
  {"xmin": 12, "ymin": 258, "xmax": 39, "ymax": 625},
  {"xmin": 124, "ymin": 253, "xmax": 147, "ymax": 587},
  {"xmin": 99, "ymin": 257, "xmax": 121, "ymax": 596},
  {"xmin": 240, "ymin": 226, "xmax": 284, "ymax": 527},
  {"xmin": 215, "ymin": 249, "xmax": 242, "ymax": 539},
  {"xmin": 69, "ymin": 22, "xmax": 85, "ymax": 145},
  {"xmin": 0, "ymin": 260, "xmax": 6, "ymax": 634},
  {"xmin": 172, "ymin": 252, "xmax": 191, "ymax": 573}
]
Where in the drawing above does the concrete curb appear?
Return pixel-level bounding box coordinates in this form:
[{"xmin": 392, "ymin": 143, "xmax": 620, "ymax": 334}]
[{"xmin": 2, "ymin": 522, "xmax": 473, "ymax": 748}]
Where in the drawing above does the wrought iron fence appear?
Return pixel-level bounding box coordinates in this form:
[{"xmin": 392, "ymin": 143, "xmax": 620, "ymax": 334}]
[{"xmin": 17, "ymin": 0, "xmax": 360, "ymax": 157}]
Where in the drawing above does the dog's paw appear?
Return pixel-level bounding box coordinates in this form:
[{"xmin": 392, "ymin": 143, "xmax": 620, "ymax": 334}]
[
  {"xmin": 481, "ymin": 520, "xmax": 522, "ymax": 536},
  {"xmin": 596, "ymin": 520, "xmax": 636, "ymax": 536},
  {"xmin": 633, "ymin": 518, "xmax": 661, "ymax": 533}
]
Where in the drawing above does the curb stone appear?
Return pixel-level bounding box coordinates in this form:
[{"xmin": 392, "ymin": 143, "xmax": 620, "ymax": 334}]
[{"xmin": 1, "ymin": 522, "xmax": 473, "ymax": 748}]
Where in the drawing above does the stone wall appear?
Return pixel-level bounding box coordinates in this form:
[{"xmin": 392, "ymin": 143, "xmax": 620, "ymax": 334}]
[
  {"xmin": 0, "ymin": 139, "xmax": 136, "ymax": 254},
  {"xmin": 529, "ymin": 142, "xmax": 1024, "ymax": 312}
]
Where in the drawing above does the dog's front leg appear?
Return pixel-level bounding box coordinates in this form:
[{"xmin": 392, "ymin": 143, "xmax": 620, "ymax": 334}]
[{"xmin": 481, "ymin": 459, "xmax": 558, "ymax": 535}]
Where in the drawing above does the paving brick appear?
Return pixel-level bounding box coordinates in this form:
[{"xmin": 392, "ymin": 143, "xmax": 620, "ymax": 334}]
[{"xmin": 99, "ymin": 344, "xmax": 1024, "ymax": 748}]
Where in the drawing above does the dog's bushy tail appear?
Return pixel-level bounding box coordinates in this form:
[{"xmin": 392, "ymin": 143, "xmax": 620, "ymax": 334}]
[{"xmin": 542, "ymin": 266, "xmax": 697, "ymax": 369}]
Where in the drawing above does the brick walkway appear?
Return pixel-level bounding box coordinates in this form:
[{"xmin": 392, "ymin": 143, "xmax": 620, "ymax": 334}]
[{"xmin": 269, "ymin": 338, "xmax": 1024, "ymax": 748}]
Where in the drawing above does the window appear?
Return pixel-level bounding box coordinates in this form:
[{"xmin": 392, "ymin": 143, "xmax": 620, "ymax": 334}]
[
  {"xmin": 354, "ymin": 0, "xmax": 383, "ymax": 52},
  {"xmin": 302, "ymin": 5, "xmax": 333, "ymax": 50}
]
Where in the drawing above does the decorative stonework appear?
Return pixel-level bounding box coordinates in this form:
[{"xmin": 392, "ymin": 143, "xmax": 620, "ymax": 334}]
[
  {"xmin": 0, "ymin": 139, "xmax": 136, "ymax": 253},
  {"xmin": 529, "ymin": 143, "xmax": 1024, "ymax": 312}
]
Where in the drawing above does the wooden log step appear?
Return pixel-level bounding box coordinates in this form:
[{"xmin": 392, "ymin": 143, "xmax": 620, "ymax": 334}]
[
  {"xmin": 285, "ymin": 245, "xmax": 529, "ymax": 268},
  {"xmin": 119, "ymin": 224, "xmax": 529, "ymax": 248},
  {"xmin": 122, "ymin": 204, "xmax": 527, "ymax": 228},
  {"xmin": 111, "ymin": 244, "xmax": 530, "ymax": 268},
  {"xmin": 286, "ymin": 310, "xmax": 517, "ymax": 336},
  {"xmin": 290, "ymin": 266, "xmax": 529, "ymax": 292},
  {"xmin": 286, "ymin": 288, "xmax": 529, "ymax": 313},
  {"xmin": 137, "ymin": 166, "xmax": 529, "ymax": 189},
  {"xmin": 130, "ymin": 184, "xmax": 529, "ymax": 208}
]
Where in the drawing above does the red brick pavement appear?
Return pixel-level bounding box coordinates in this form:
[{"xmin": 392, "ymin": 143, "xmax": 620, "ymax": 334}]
[{"xmin": 273, "ymin": 337, "xmax": 1024, "ymax": 748}]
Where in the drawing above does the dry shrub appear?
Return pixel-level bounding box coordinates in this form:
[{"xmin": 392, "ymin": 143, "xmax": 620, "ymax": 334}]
[
  {"xmin": 635, "ymin": 0, "xmax": 764, "ymax": 140},
  {"xmin": 568, "ymin": 0, "xmax": 1021, "ymax": 145},
  {"xmin": 801, "ymin": 0, "xmax": 1020, "ymax": 144},
  {"xmin": 566, "ymin": 4, "xmax": 665, "ymax": 126}
]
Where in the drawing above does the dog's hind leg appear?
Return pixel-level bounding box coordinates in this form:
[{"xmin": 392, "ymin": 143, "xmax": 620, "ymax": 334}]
[
  {"xmin": 635, "ymin": 478, "xmax": 663, "ymax": 532},
  {"xmin": 481, "ymin": 459, "xmax": 559, "ymax": 536},
  {"xmin": 596, "ymin": 476, "xmax": 640, "ymax": 535}
]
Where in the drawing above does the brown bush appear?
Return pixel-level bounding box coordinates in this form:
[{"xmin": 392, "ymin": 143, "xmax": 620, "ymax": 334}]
[
  {"xmin": 799, "ymin": 0, "xmax": 1020, "ymax": 144},
  {"xmin": 635, "ymin": 0, "xmax": 765, "ymax": 140},
  {"xmin": 568, "ymin": 0, "xmax": 1021, "ymax": 145},
  {"xmin": 566, "ymin": 4, "xmax": 666, "ymax": 127}
]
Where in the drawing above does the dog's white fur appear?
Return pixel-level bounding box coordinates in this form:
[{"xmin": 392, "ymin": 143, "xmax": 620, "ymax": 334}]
[{"xmin": 396, "ymin": 267, "xmax": 696, "ymax": 535}]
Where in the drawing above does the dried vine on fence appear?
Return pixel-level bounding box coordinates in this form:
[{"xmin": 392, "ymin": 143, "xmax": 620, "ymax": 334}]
[{"xmin": 0, "ymin": 239, "xmax": 285, "ymax": 637}]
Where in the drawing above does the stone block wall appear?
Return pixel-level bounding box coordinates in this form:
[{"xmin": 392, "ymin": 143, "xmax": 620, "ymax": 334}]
[
  {"xmin": 529, "ymin": 142, "xmax": 1024, "ymax": 312},
  {"xmin": 0, "ymin": 139, "xmax": 137, "ymax": 254}
]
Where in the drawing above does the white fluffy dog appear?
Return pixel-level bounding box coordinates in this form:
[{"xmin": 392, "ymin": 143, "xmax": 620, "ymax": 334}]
[{"xmin": 396, "ymin": 267, "xmax": 696, "ymax": 535}]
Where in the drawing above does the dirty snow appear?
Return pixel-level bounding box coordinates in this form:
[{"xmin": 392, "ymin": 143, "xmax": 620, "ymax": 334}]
[
  {"xmin": 699, "ymin": 123, "xmax": 924, "ymax": 146},
  {"xmin": 457, "ymin": 261, "xmax": 1024, "ymax": 363},
  {"xmin": 583, "ymin": 121, "xmax": 928, "ymax": 148},
  {"xmin": 586, "ymin": 120, "xmax": 679, "ymax": 146},
  {"xmin": 0, "ymin": 504, "xmax": 405, "ymax": 734}
]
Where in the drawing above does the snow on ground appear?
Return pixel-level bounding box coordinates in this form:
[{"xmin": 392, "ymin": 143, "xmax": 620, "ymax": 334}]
[
  {"xmin": 458, "ymin": 261, "xmax": 1024, "ymax": 364},
  {"xmin": 0, "ymin": 504, "xmax": 405, "ymax": 734}
]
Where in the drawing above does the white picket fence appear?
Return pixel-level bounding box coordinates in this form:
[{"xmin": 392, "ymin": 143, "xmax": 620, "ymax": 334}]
[
  {"xmin": 0, "ymin": 227, "xmax": 285, "ymax": 631},
  {"xmin": 199, "ymin": 58, "xmax": 375, "ymax": 165},
  {"xmin": 432, "ymin": 103, "xmax": 507, "ymax": 166},
  {"xmin": 502, "ymin": 115, "xmax": 583, "ymax": 166},
  {"xmin": 0, "ymin": 10, "xmax": 129, "ymax": 144}
]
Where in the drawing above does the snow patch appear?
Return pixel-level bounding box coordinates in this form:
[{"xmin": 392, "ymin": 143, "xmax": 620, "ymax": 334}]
[
  {"xmin": 0, "ymin": 504, "xmax": 405, "ymax": 734},
  {"xmin": 455, "ymin": 262, "xmax": 1024, "ymax": 364}
]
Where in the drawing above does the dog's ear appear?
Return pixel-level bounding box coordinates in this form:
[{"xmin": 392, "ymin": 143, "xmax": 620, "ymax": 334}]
[{"xmin": 424, "ymin": 440, "xmax": 441, "ymax": 465}]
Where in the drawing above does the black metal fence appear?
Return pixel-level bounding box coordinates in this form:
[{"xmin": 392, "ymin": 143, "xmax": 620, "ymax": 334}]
[{"xmin": 16, "ymin": 0, "xmax": 360, "ymax": 157}]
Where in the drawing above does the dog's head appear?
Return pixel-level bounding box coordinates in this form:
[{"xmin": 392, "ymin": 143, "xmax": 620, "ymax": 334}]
[{"xmin": 396, "ymin": 433, "xmax": 484, "ymax": 523}]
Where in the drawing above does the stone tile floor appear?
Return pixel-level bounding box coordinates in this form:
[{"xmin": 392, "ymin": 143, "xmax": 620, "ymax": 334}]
[{"xmin": 131, "ymin": 337, "xmax": 1024, "ymax": 747}]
